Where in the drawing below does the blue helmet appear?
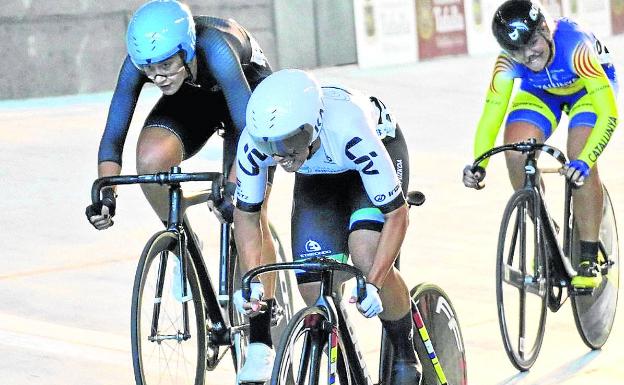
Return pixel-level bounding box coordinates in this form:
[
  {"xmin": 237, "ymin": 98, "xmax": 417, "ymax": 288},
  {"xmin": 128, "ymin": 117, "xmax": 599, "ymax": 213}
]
[{"xmin": 126, "ymin": 0, "xmax": 196, "ymax": 68}]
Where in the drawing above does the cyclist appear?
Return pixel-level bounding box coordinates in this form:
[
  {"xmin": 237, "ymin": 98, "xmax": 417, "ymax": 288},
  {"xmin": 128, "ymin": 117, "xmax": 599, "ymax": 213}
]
[
  {"xmin": 84, "ymin": 0, "xmax": 278, "ymax": 373},
  {"xmin": 232, "ymin": 69, "xmax": 421, "ymax": 385},
  {"xmin": 86, "ymin": 0, "xmax": 273, "ymax": 226},
  {"xmin": 463, "ymin": 0, "xmax": 618, "ymax": 289}
]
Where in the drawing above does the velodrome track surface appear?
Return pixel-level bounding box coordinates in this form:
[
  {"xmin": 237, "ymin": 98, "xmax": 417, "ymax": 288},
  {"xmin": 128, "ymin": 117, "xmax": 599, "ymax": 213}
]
[{"xmin": 1, "ymin": 35, "xmax": 624, "ymax": 385}]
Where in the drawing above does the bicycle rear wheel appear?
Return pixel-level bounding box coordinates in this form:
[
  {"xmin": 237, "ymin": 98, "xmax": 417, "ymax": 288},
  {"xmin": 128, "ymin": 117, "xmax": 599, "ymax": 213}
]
[
  {"xmin": 131, "ymin": 231, "xmax": 206, "ymax": 385},
  {"xmin": 271, "ymin": 306, "xmax": 353, "ymax": 385},
  {"xmin": 496, "ymin": 189, "xmax": 548, "ymax": 371},
  {"xmin": 411, "ymin": 283, "xmax": 467, "ymax": 385},
  {"xmin": 571, "ymin": 186, "xmax": 620, "ymax": 349}
]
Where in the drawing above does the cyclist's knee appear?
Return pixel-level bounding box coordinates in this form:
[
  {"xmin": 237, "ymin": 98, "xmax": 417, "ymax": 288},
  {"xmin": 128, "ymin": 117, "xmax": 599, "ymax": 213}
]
[{"xmin": 136, "ymin": 127, "xmax": 184, "ymax": 173}]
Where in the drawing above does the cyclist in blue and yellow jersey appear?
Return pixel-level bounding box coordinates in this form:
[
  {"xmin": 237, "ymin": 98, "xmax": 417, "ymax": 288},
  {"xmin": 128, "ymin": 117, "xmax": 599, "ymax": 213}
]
[
  {"xmin": 463, "ymin": 0, "xmax": 618, "ymax": 289},
  {"xmin": 84, "ymin": 2, "xmax": 278, "ymax": 377},
  {"xmin": 232, "ymin": 69, "xmax": 421, "ymax": 385}
]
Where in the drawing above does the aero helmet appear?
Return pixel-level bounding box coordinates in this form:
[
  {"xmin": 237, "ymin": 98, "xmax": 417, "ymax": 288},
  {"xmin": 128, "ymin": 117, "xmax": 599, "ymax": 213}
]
[
  {"xmin": 126, "ymin": 0, "xmax": 196, "ymax": 68},
  {"xmin": 492, "ymin": 0, "xmax": 546, "ymax": 52},
  {"xmin": 246, "ymin": 69, "xmax": 324, "ymax": 156}
]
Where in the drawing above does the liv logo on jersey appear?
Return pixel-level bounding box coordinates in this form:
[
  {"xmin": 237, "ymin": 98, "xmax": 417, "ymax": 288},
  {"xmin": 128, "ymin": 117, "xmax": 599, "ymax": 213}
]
[
  {"xmin": 508, "ymin": 21, "xmax": 528, "ymax": 41},
  {"xmin": 345, "ymin": 137, "xmax": 379, "ymax": 175}
]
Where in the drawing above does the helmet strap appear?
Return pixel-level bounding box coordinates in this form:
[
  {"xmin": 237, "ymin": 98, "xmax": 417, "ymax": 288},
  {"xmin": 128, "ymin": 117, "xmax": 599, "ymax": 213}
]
[{"xmin": 179, "ymin": 52, "xmax": 198, "ymax": 85}]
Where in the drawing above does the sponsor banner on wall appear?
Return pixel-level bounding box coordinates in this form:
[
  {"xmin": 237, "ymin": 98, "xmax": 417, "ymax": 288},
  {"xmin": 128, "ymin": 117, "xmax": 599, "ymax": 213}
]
[
  {"xmin": 566, "ymin": 0, "xmax": 611, "ymax": 38},
  {"xmin": 541, "ymin": 0, "xmax": 564, "ymax": 17},
  {"xmin": 353, "ymin": 0, "xmax": 417, "ymax": 68},
  {"xmin": 415, "ymin": 0, "xmax": 468, "ymax": 59},
  {"xmin": 465, "ymin": 0, "xmax": 505, "ymax": 55},
  {"xmin": 611, "ymin": 0, "xmax": 624, "ymax": 34}
]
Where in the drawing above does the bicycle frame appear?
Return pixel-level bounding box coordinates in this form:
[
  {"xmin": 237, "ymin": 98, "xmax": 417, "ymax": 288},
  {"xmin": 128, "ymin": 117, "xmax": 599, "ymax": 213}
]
[
  {"xmin": 473, "ymin": 140, "xmax": 578, "ymax": 282},
  {"xmin": 91, "ymin": 167, "xmax": 240, "ymax": 346},
  {"xmin": 242, "ymin": 257, "xmax": 451, "ymax": 385},
  {"xmin": 518, "ymin": 145, "xmax": 578, "ymax": 283}
]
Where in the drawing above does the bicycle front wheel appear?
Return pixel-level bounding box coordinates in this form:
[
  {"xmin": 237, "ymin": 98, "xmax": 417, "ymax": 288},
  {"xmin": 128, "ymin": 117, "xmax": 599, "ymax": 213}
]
[
  {"xmin": 271, "ymin": 306, "xmax": 353, "ymax": 385},
  {"xmin": 496, "ymin": 189, "xmax": 548, "ymax": 371},
  {"xmin": 131, "ymin": 230, "xmax": 206, "ymax": 385},
  {"xmin": 571, "ymin": 186, "xmax": 620, "ymax": 349},
  {"xmin": 411, "ymin": 283, "xmax": 467, "ymax": 385}
]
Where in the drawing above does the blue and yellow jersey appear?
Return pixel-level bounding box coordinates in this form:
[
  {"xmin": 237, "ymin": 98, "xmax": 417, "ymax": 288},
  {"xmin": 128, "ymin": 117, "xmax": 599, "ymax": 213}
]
[{"xmin": 475, "ymin": 18, "xmax": 618, "ymax": 168}]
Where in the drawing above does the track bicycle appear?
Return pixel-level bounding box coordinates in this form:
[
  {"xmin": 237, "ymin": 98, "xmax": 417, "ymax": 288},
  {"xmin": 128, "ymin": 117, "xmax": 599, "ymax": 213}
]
[
  {"xmin": 90, "ymin": 166, "xmax": 295, "ymax": 385},
  {"xmin": 470, "ymin": 138, "xmax": 619, "ymax": 371},
  {"xmin": 241, "ymin": 191, "xmax": 468, "ymax": 385}
]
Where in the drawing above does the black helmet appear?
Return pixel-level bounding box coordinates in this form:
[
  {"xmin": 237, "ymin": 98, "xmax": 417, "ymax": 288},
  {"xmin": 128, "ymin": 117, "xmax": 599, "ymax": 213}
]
[{"xmin": 492, "ymin": 0, "xmax": 545, "ymax": 52}]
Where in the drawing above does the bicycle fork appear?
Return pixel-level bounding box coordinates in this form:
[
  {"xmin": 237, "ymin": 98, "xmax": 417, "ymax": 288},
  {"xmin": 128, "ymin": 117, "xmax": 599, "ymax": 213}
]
[{"xmin": 148, "ymin": 229, "xmax": 194, "ymax": 343}]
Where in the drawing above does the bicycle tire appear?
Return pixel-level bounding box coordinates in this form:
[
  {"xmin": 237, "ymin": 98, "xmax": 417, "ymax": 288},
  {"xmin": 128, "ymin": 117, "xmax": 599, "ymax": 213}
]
[
  {"xmin": 496, "ymin": 189, "xmax": 548, "ymax": 371},
  {"xmin": 410, "ymin": 283, "xmax": 467, "ymax": 385},
  {"xmin": 131, "ymin": 230, "xmax": 206, "ymax": 385},
  {"xmin": 271, "ymin": 306, "xmax": 353, "ymax": 385},
  {"xmin": 571, "ymin": 186, "xmax": 620, "ymax": 349}
]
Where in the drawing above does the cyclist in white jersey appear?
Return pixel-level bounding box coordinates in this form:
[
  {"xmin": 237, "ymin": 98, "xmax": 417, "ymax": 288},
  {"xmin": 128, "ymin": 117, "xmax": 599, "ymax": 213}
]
[{"xmin": 232, "ymin": 69, "xmax": 421, "ymax": 385}]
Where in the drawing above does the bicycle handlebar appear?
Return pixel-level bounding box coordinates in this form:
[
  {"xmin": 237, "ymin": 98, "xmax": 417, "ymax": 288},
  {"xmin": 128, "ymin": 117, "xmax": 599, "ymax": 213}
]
[
  {"xmin": 471, "ymin": 139, "xmax": 568, "ymax": 171},
  {"xmin": 91, "ymin": 168, "xmax": 224, "ymax": 205},
  {"xmin": 241, "ymin": 256, "xmax": 368, "ymax": 303}
]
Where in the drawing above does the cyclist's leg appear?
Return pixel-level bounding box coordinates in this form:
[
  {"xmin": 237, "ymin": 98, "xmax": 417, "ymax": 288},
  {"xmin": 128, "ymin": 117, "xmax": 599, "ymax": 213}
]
[
  {"xmin": 291, "ymin": 173, "xmax": 351, "ymax": 304},
  {"xmin": 136, "ymin": 87, "xmax": 218, "ymax": 221},
  {"xmin": 567, "ymin": 93, "xmax": 606, "ymax": 285},
  {"xmin": 503, "ymin": 88, "xmax": 558, "ymax": 190}
]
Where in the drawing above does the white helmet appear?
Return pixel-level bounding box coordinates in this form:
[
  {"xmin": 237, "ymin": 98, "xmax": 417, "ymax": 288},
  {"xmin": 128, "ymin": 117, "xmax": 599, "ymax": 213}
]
[{"xmin": 246, "ymin": 69, "xmax": 324, "ymax": 155}]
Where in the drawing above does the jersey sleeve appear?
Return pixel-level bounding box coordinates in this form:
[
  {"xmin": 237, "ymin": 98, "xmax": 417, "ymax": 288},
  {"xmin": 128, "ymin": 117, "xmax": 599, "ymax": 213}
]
[
  {"xmin": 198, "ymin": 29, "xmax": 252, "ymax": 137},
  {"xmin": 97, "ymin": 56, "xmax": 146, "ymax": 165},
  {"xmin": 473, "ymin": 54, "xmax": 518, "ymax": 167},
  {"xmin": 235, "ymin": 130, "xmax": 274, "ymax": 212},
  {"xmin": 572, "ymin": 41, "xmax": 618, "ymax": 167},
  {"xmin": 342, "ymin": 111, "xmax": 404, "ymax": 214}
]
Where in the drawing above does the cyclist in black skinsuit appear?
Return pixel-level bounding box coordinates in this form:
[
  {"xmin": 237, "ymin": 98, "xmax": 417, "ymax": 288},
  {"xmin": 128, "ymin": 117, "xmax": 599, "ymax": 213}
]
[
  {"xmin": 85, "ymin": 3, "xmax": 277, "ymax": 378},
  {"xmin": 87, "ymin": 0, "xmax": 272, "ymax": 228}
]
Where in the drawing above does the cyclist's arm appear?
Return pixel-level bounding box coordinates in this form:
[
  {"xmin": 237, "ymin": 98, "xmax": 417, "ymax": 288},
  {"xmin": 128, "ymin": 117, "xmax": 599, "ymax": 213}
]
[
  {"xmin": 574, "ymin": 43, "xmax": 619, "ymax": 167},
  {"xmin": 474, "ymin": 54, "xmax": 517, "ymax": 168},
  {"xmin": 233, "ymin": 208, "xmax": 263, "ymax": 272},
  {"xmin": 97, "ymin": 56, "xmax": 146, "ymax": 179},
  {"xmin": 233, "ymin": 131, "xmax": 273, "ymax": 270},
  {"xmin": 366, "ymin": 204, "xmax": 409, "ymax": 289},
  {"xmin": 345, "ymin": 109, "xmax": 409, "ymax": 288}
]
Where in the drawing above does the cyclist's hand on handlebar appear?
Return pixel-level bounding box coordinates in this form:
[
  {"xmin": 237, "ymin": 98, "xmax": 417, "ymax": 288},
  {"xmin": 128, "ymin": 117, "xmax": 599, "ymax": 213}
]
[
  {"xmin": 208, "ymin": 182, "xmax": 236, "ymax": 223},
  {"xmin": 85, "ymin": 188, "xmax": 117, "ymax": 230},
  {"xmin": 234, "ymin": 281, "xmax": 264, "ymax": 315},
  {"xmin": 463, "ymin": 165, "xmax": 486, "ymax": 189},
  {"xmin": 561, "ymin": 159, "xmax": 589, "ymax": 186},
  {"xmin": 349, "ymin": 283, "xmax": 383, "ymax": 318}
]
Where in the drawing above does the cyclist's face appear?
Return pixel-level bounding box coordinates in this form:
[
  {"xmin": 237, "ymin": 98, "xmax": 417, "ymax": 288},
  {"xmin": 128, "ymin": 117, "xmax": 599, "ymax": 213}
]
[
  {"xmin": 272, "ymin": 147, "xmax": 309, "ymax": 173},
  {"xmin": 142, "ymin": 55, "xmax": 187, "ymax": 95},
  {"xmin": 507, "ymin": 32, "xmax": 551, "ymax": 72}
]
